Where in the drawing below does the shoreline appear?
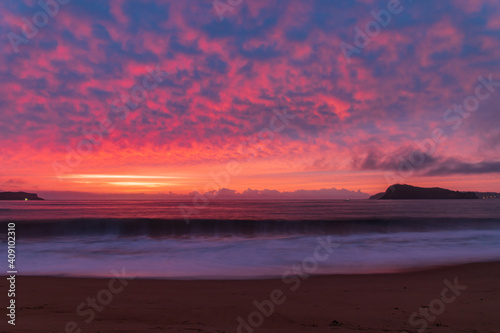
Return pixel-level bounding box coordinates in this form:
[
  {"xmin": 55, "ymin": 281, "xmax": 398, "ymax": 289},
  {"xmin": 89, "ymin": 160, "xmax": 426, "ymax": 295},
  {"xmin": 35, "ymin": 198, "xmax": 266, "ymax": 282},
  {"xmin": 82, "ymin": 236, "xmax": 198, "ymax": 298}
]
[
  {"xmin": 8, "ymin": 259, "xmax": 500, "ymax": 280},
  {"xmin": 1, "ymin": 261, "xmax": 499, "ymax": 332}
]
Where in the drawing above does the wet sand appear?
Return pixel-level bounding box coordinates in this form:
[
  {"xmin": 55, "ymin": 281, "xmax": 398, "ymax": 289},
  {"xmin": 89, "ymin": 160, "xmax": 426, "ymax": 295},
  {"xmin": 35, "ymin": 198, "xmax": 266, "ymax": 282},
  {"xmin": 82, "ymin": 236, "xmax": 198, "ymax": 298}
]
[{"xmin": 1, "ymin": 262, "xmax": 499, "ymax": 332}]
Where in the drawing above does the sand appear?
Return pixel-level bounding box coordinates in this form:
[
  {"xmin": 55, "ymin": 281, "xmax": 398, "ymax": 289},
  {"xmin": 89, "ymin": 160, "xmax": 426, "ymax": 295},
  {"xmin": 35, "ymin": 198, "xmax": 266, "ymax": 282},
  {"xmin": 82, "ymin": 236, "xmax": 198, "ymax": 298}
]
[{"xmin": 1, "ymin": 262, "xmax": 499, "ymax": 333}]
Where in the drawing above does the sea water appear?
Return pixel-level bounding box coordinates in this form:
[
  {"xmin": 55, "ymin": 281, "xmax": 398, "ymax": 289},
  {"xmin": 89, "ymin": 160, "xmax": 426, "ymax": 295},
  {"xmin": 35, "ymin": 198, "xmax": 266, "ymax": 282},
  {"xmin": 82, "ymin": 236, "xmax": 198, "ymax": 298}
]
[{"xmin": 1, "ymin": 199, "xmax": 499, "ymax": 279}]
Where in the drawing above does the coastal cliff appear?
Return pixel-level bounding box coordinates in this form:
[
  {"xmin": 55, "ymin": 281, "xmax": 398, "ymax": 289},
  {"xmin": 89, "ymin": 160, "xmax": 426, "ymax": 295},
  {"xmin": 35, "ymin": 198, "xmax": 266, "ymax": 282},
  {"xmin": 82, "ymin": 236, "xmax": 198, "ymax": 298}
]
[
  {"xmin": 0, "ymin": 192, "xmax": 44, "ymax": 200},
  {"xmin": 377, "ymin": 184, "xmax": 478, "ymax": 200}
]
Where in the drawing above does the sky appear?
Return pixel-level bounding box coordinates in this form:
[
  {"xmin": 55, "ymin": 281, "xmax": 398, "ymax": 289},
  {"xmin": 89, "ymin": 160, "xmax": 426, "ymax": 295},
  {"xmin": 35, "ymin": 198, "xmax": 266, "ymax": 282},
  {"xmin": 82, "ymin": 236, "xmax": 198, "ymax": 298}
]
[{"xmin": 1, "ymin": 0, "xmax": 500, "ymax": 199}]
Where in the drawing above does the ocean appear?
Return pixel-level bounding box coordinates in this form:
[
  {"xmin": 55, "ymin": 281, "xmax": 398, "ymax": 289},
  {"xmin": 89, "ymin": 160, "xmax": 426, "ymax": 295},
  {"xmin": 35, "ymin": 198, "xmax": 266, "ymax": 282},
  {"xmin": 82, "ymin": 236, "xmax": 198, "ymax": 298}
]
[{"xmin": 1, "ymin": 200, "xmax": 500, "ymax": 279}]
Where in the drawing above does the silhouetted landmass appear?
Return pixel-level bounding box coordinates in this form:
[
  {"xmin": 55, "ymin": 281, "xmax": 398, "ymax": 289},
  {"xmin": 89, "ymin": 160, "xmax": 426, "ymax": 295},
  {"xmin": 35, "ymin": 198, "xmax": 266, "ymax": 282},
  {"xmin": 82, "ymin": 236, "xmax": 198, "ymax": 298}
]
[
  {"xmin": 379, "ymin": 184, "xmax": 478, "ymax": 200},
  {"xmin": 37, "ymin": 187, "xmax": 370, "ymax": 200},
  {"xmin": 475, "ymin": 192, "xmax": 499, "ymax": 199},
  {"xmin": 369, "ymin": 192, "xmax": 385, "ymax": 200},
  {"xmin": 0, "ymin": 192, "xmax": 44, "ymax": 200}
]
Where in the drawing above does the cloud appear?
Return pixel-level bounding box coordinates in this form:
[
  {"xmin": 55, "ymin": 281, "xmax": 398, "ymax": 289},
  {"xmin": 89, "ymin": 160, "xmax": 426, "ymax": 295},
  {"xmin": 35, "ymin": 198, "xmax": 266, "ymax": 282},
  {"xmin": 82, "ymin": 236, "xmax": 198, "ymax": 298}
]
[
  {"xmin": 5, "ymin": 178, "xmax": 26, "ymax": 185},
  {"xmin": 422, "ymin": 159, "xmax": 500, "ymax": 176},
  {"xmin": 0, "ymin": 0, "xmax": 499, "ymax": 193},
  {"xmin": 356, "ymin": 148, "xmax": 500, "ymax": 177},
  {"xmin": 354, "ymin": 148, "xmax": 438, "ymax": 172}
]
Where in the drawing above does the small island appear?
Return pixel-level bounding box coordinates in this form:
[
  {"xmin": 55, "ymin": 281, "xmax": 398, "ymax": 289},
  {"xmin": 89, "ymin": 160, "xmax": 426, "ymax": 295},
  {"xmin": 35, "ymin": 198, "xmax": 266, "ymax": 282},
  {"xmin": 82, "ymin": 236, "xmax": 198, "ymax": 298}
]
[
  {"xmin": 371, "ymin": 184, "xmax": 489, "ymax": 200},
  {"xmin": 0, "ymin": 192, "xmax": 44, "ymax": 200}
]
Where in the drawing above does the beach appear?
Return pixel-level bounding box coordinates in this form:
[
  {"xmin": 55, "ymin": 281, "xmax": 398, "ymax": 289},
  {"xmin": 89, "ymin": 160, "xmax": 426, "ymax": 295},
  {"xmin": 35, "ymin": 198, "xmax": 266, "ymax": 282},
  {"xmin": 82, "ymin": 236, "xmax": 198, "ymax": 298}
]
[
  {"xmin": 2, "ymin": 261, "xmax": 499, "ymax": 333},
  {"xmin": 2, "ymin": 0, "xmax": 500, "ymax": 331}
]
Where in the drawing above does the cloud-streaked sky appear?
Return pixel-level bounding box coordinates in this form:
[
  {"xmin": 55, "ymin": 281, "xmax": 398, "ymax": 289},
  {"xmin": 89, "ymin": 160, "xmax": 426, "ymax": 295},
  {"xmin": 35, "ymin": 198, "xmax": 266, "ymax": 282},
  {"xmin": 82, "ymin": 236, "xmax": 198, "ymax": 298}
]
[{"xmin": 1, "ymin": 0, "xmax": 500, "ymax": 197}]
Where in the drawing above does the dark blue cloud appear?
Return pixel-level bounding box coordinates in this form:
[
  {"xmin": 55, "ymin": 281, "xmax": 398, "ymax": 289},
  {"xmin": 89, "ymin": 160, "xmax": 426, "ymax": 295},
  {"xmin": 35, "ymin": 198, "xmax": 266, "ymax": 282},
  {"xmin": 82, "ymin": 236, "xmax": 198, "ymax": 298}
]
[
  {"xmin": 423, "ymin": 159, "xmax": 500, "ymax": 176},
  {"xmin": 205, "ymin": 54, "xmax": 228, "ymax": 74},
  {"xmin": 202, "ymin": 6, "xmax": 278, "ymax": 40},
  {"xmin": 238, "ymin": 43, "xmax": 282, "ymax": 60},
  {"xmin": 285, "ymin": 27, "xmax": 309, "ymax": 42},
  {"xmin": 87, "ymin": 87, "xmax": 114, "ymax": 99},
  {"xmin": 61, "ymin": 30, "xmax": 89, "ymax": 50},
  {"xmin": 92, "ymin": 23, "xmax": 112, "ymax": 41},
  {"xmin": 169, "ymin": 36, "xmax": 201, "ymax": 55},
  {"xmin": 68, "ymin": 0, "xmax": 114, "ymax": 21},
  {"xmin": 38, "ymin": 40, "xmax": 58, "ymax": 51},
  {"xmin": 122, "ymin": 1, "xmax": 169, "ymax": 32}
]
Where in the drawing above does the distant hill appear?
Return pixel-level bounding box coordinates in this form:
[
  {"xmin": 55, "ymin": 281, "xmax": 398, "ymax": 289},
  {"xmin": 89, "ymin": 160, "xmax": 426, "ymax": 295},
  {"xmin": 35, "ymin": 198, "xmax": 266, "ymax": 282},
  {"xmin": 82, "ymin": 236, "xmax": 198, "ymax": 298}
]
[
  {"xmin": 369, "ymin": 192, "xmax": 385, "ymax": 200},
  {"xmin": 476, "ymin": 192, "xmax": 499, "ymax": 199},
  {"xmin": 377, "ymin": 184, "xmax": 479, "ymax": 200},
  {"xmin": 0, "ymin": 192, "xmax": 44, "ymax": 200}
]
